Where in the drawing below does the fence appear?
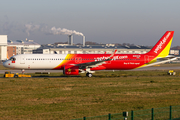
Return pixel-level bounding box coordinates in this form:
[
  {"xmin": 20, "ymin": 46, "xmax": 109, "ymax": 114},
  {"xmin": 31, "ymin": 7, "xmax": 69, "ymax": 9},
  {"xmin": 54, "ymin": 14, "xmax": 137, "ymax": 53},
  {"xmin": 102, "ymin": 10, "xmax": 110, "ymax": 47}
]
[{"xmin": 72, "ymin": 105, "xmax": 180, "ymax": 120}]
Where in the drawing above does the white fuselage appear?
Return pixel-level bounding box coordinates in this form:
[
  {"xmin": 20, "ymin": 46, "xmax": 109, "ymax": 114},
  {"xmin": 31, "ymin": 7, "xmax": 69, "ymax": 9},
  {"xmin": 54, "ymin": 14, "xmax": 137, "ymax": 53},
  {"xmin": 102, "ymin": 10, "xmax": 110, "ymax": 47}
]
[{"xmin": 3, "ymin": 54, "xmax": 68, "ymax": 70}]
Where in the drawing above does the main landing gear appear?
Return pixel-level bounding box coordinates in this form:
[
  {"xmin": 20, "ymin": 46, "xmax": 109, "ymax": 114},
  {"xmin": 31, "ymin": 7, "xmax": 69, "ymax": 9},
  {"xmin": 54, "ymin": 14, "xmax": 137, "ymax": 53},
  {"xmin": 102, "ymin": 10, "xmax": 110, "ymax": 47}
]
[
  {"xmin": 86, "ymin": 73, "xmax": 92, "ymax": 77},
  {"xmin": 83, "ymin": 68, "xmax": 94, "ymax": 77}
]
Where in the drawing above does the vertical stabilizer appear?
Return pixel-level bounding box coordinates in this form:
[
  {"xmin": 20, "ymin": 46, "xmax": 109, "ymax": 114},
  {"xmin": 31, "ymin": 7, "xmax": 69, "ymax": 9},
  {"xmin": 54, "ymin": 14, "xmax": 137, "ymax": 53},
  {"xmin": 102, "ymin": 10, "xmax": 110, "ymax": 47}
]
[{"xmin": 146, "ymin": 31, "xmax": 174, "ymax": 58}]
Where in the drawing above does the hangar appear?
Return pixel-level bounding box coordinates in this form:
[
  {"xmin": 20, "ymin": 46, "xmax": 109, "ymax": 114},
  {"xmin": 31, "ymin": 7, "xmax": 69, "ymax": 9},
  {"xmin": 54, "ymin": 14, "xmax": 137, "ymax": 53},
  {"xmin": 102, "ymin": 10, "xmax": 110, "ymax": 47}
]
[{"xmin": 33, "ymin": 44, "xmax": 151, "ymax": 54}]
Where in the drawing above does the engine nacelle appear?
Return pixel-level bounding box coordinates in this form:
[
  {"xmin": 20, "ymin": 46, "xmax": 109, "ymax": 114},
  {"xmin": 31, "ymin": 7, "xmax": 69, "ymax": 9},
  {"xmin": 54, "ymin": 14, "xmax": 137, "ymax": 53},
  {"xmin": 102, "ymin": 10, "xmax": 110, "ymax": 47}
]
[{"xmin": 63, "ymin": 65, "xmax": 79, "ymax": 75}]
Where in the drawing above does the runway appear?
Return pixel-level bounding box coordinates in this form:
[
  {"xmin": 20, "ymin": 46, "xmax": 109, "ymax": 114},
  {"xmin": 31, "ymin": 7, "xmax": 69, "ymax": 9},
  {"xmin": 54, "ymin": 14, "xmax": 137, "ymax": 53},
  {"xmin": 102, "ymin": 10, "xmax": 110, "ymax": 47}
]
[
  {"xmin": 0, "ymin": 66, "xmax": 180, "ymax": 74},
  {"xmin": 130, "ymin": 66, "xmax": 180, "ymax": 71},
  {"xmin": 0, "ymin": 69, "xmax": 63, "ymax": 74}
]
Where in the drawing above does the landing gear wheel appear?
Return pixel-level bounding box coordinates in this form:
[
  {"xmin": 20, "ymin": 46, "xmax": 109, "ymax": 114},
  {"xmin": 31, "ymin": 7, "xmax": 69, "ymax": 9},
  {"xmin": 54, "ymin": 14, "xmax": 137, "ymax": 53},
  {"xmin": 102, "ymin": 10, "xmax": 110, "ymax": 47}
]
[
  {"xmin": 86, "ymin": 73, "xmax": 92, "ymax": 77},
  {"xmin": 14, "ymin": 75, "xmax": 18, "ymax": 78},
  {"xmin": 21, "ymin": 69, "xmax": 25, "ymax": 74}
]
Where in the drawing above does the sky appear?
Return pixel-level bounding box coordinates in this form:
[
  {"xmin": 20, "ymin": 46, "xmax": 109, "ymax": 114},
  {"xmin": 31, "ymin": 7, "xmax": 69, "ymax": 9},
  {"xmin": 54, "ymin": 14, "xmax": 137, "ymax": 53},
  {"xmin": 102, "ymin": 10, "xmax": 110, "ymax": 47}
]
[{"xmin": 0, "ymin": 0, "xmax": 180, "ymax": 46}]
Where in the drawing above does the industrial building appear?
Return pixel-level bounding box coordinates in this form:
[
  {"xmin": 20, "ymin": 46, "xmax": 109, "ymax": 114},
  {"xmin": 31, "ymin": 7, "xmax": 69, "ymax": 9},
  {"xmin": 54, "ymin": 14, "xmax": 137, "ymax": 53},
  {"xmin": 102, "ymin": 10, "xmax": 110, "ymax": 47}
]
[
  {"xmin": 33, "ymin": 44, "xmax": 151, "ymax": 54},
  {"xmin": 0, "ymin": 35, "xmax": 7, "ymax": 61},
  {"xmin": 7, "ymin": 46, "xmax": 16, "ymax": 58},
  {"xmin": 33, "ymin": 34, "xmax": 151, "ymax": 54},
  {"xmin": 7, "ymin": 39, "xmax": 41, "ymax": 55},
  {"xmin": 68, "ymin": 35, "xmax": 85, "ymax": 46}
]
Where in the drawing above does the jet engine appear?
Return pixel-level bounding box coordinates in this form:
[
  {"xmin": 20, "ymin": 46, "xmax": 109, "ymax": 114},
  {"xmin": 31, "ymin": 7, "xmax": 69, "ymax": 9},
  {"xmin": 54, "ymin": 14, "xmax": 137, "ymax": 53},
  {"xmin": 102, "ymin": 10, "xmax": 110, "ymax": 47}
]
[{"xmin": 63, "ymin": 65, "xmax": 79, "ymax": 75}]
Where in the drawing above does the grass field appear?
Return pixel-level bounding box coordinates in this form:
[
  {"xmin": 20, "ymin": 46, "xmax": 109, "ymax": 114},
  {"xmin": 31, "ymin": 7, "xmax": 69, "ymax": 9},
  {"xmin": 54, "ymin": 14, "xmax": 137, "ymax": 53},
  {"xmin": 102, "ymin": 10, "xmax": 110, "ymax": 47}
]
[
  {"xmin": 0, "ymin": 63, "xmax": 8, "ymax": 70},
  {"xmin": 0, "ymin": 70, "xmax": 180, "ymax": 119}
]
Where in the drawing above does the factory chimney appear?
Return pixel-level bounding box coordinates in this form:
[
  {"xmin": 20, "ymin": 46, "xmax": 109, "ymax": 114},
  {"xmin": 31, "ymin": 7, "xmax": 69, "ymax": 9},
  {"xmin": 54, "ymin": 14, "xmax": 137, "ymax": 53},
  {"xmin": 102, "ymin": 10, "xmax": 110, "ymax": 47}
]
[
  {"xmin": 82, "ymin": 36, "xmax": 85, "ymax": 47},
  {"xmin": 68, "ymin": 35, "xmax": 73, "ymax": 45}
]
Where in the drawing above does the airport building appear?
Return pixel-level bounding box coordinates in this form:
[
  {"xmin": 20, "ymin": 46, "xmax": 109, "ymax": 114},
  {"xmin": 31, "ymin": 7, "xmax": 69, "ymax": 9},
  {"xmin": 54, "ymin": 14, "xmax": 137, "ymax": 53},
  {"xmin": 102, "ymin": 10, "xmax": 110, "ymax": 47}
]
[
  {"xmin": 33, "ymin": 34, "xmax": 151, "ymax": 54},
  {"xmin": 33, "ymin": 44, "xmax": 151, "ymax": 54},
  {"xmin": 170, "ymin": 50, "xmax": 179, "ymax": 55},
  {"xmin": 7, "ymin": 40, "xmax": 41, "ymax": 56},
  {"xmin": 0, "ymin": 35, "xmax": 7, "ymax": 61},
  {"xmin": 7, "ymin": 46, "xmax": 16, "ymax": 58}
]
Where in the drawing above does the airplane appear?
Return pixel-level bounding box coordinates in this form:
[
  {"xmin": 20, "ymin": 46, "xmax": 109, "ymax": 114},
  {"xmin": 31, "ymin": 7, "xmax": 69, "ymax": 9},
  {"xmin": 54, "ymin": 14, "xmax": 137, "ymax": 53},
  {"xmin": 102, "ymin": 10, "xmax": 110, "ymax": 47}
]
[{"xmin": 3, "ymin": 31, "xmax": 177, "ymax": 77}]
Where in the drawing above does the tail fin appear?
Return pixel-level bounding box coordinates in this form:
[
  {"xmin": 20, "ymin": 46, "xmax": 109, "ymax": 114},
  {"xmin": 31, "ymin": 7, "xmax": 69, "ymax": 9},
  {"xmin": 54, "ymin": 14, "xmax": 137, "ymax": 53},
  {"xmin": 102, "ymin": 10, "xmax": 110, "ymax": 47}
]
[{"xmin": 146, "ymin": 31, "xmax": 174, "ymax": 57}]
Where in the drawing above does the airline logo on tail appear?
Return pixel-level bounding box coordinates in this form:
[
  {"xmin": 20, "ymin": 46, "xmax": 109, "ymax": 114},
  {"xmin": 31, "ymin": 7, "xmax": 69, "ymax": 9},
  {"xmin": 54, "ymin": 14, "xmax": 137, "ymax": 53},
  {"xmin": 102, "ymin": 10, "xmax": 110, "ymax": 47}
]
[
  {"xmin": 154, "ymin": 32, "xmax": 171, "ymax": 54},
  {"xmin": 147, "ymin": 31, "xmax": 174, "ymax": 57}
]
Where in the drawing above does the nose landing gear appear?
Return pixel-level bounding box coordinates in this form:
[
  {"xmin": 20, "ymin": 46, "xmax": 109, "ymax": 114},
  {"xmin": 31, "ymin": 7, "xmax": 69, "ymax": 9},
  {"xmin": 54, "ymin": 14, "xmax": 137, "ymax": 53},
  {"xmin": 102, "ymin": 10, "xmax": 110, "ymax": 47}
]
[{"xmin": 21, "ymin": 69, "xmax": 25, "ymax": 74}]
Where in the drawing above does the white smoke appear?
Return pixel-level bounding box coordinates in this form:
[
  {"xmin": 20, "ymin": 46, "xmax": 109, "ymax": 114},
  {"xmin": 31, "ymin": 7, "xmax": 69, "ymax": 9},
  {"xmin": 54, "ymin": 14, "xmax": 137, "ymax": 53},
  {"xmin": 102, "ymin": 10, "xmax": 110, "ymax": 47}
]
[
  {"xmin": 50, "ymin": 27, "xmax": 84, "ymax": 36},
  {"xmin": 25, "ymin": 24, "xmax": 40, "ymax": 36},
  {"xmin": 1, "ymin": 19, "xmax": 84, "ymax": 37}
]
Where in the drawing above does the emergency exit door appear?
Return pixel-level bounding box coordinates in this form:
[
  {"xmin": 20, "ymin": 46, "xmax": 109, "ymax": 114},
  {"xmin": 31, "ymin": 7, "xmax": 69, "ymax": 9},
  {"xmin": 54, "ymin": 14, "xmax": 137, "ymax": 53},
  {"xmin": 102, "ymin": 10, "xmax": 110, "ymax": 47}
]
[{"xmin": 20, "ymin": 57, "xmax": 25, "ymax": 64}]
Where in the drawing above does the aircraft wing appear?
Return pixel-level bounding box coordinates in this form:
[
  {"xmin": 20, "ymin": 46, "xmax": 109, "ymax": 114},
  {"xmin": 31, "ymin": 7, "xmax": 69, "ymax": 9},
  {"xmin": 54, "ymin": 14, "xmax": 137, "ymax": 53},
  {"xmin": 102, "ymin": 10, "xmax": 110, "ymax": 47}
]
[{"xmin": 72, "ymin": 50, "xmax": 117, "ymax": 69}]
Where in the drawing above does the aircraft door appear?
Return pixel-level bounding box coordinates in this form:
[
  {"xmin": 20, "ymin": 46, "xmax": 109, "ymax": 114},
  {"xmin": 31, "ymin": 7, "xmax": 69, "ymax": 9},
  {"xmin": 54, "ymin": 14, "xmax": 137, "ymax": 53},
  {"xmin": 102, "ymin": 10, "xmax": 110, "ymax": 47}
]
[
  {"xmin": 144, "ymin": 55, "xmax": 154, "ymax": 64},
  {"xmin": 20, "ymin": 56, "xmax": 25, "ymax": 64},
  {"xmin": 144, "ymin": 55, "xmax": 149, "ymax": 64}
]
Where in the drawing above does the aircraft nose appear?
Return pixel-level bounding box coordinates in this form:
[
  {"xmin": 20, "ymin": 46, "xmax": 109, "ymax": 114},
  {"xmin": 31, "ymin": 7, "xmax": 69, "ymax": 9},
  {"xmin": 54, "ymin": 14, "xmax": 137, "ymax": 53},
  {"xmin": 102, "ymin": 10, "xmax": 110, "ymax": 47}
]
[{"xmin": 3, "ymin": 61, "xmax": 9, "ymax": 68}]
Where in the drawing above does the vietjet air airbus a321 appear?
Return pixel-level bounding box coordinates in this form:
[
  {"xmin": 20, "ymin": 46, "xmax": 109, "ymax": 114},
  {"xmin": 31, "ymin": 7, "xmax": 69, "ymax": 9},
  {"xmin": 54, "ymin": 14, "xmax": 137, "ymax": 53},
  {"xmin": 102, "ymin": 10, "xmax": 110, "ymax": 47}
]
[{"xmin": 3, "ymin": 31, "xmax": 177, "ymax": 77}]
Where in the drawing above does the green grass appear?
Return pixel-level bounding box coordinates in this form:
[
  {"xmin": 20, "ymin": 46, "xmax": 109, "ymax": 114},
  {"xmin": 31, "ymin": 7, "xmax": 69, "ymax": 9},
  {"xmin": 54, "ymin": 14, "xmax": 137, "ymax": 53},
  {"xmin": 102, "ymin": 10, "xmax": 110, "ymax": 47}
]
[
  {"xmin": 1, "ymin": 63, "xmax": 180, "ymax": 119},
  {"xmin": 0, "ymin": 70, "xmax": 180, "ymax": 119},
  {"xmin": 0, "ymin": 64, "xmax": 9, "ymax": 70}
]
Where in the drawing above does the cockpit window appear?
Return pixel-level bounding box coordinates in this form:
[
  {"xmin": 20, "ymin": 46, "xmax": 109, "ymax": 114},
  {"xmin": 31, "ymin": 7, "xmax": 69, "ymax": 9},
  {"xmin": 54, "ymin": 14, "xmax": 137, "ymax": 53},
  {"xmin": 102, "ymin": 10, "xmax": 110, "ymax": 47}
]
[{"xmin": 9, "ymin": 57, "xmax": 16, "ymax": 61}]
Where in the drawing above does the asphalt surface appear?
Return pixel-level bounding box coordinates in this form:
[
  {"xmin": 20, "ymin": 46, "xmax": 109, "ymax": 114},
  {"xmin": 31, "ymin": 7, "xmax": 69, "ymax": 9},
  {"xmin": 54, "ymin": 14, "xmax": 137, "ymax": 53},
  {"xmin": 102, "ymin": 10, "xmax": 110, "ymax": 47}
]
[
  {"xmin": 0, "ymin": 69, "xmax": 63, "ymax": 74},
  {"xmin": 0, "ymin": 66, "xmax": 180, "ymax": 74},
  {"xmin": 131, "ymin": 66, "xmax": 180, "ymax": 71}
]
